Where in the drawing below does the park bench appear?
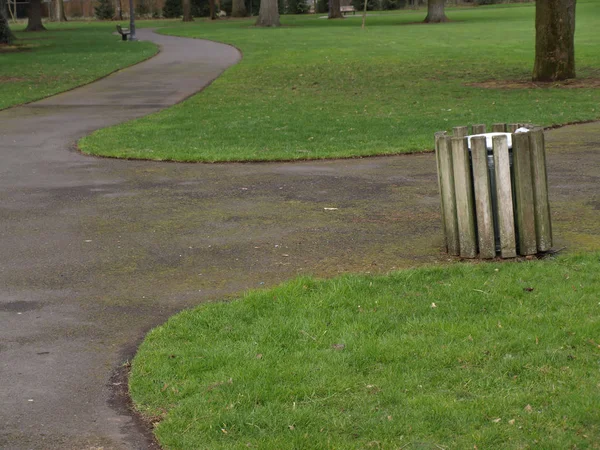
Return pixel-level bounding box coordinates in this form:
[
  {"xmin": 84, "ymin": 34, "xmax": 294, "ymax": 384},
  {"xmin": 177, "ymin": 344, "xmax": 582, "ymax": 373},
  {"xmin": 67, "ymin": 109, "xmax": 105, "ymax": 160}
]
[
  {"xmin": 116, "ymin": 25, "xmax": 131, "ymax": 41},
  {"xmin": 341, "ymin": 5, "xmax": 356, "ymax": 14}
]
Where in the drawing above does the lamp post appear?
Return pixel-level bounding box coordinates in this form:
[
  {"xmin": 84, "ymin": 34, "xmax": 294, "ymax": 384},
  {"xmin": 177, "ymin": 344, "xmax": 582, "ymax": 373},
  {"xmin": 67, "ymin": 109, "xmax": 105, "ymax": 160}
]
[{"xmin": 128, "ymin": 0, "xmax": 137, "ymax": 41}]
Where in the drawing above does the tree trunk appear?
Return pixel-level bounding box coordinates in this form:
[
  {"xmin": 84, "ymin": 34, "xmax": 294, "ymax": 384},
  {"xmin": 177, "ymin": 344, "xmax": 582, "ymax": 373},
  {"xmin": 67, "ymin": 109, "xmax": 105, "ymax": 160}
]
[
  {"xmin": 532, "ymin": 0, "xmax": 576, "ymax": 81},
  {"xmin": 255, "ymin": 0, "xmax": 279, "ymax": 26},
  {"xmin": 328, "ymin": 0, "xmax": 342, "ymax": 19},
  {"xmin": 361, "ymin": 0, "xmax": 367, "ymax": 28},
  {"xmin": 424, "ymin": 0, "xmax": 447, "ymax": 23},
  {"xmin": 232, "ymin": 0, "xmax": 247, "ymax": 17},
  {"xmin": 209, "ymin": 0, "xmax": 216, "ymax": 19},
  {"xmin": 55, "ymin": 0, "xmax": 66, "ymax": 21},
  {"xmin": 1, "ymin": 0, "xmax": 15, "ymax": 44},
  {"xmin": 182, "ymin": 0, "xmax": 193, "ymax": 21},
  {"xmin": 113, "ymin": 0, "xmax": 123, "ymax": 20},
  {"xmin": 26, "ymin": 0, "xmax": 46, "ymax": 31}
]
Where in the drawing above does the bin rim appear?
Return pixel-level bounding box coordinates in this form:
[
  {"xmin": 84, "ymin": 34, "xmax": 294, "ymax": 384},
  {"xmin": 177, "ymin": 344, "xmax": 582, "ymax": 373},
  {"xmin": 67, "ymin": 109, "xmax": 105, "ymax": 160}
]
[{"xmin": 467, "ymin": 132, "xmax": 514, "ymax": 150}]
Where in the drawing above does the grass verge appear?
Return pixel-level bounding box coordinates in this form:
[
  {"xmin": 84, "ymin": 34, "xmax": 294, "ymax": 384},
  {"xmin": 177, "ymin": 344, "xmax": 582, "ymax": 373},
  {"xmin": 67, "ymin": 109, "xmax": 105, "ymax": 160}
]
[
  {"xmin": 80, "ymin": 2, "xmax": 600, "ymax": 162},
  {"xmin": 0, "ymin": 23, "xmax": 157, "ymax": 110},
  {"xmin": 130, "ymin": 252, "xmax": 600, "ymax": 449}
]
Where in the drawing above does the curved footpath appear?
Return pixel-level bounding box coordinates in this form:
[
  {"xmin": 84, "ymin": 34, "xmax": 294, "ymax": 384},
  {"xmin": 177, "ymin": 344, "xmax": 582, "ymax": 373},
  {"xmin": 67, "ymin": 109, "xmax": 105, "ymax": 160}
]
[{"xmin": 1, "ymin": 30, "xmax": 599, "ymax": 449}]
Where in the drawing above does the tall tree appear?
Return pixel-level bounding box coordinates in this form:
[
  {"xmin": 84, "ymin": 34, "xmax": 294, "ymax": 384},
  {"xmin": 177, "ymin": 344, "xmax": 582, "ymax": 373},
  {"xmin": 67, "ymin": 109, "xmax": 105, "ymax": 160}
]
[
  {"xmin": 25, "ymin": 0, "xmax": 46, "ymax": 31},
  {"xmin": 424, "ymin": 0, "xmax": 447, "ymax": 23},
  {"xmin": 113, "ymin": 0, "xmax": 124, "ymax": 20},
  {"xmin": 182, "ymin": 0, "xmax": 193, "ymax": 21},
  {"xmin": 255, "ymin": 0, "xmax": 279, "ymax": 26},
  {"xmin": 209, "ymin": 0, "xmax": 216, "ymax": 19},
  {"xmin": 232, "ymin": 0, "xmax": 247, "ymax": 17},
  {"xmin": 328, "ymin": 0, "xmax": 342, "ymax": 18},
  {"xmin": 533, "ymin": 0, "xmax": 576, "ymax": 81},
  {"xmin": 55, "ymin": 0, "xmax": 67, "ymax": 21},
  {"xmin": 1, "ymin": 0, "xmax": 14, "ymax": 44}
]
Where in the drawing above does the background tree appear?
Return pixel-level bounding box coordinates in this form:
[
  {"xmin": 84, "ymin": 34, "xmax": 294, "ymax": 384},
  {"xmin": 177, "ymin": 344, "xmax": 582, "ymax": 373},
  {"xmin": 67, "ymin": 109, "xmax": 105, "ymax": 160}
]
[
  {"xmin": 25, "ymin": 0, "xmax": 46, "ymax": 31},
  {"xmin": 328, "ymin": 0, "xmax": 342, "ymax": 18},
  {"xmin": 209, "ymin": 0, "xmax": 216, "ymax": 19},
  {"xmin": 231, "ymin": 0, "xmax": 247, "ymax": 16},
  {"xmin": 55, "ymin": 0, "xmax": 67, "ymax": 21},
  {"xmin": 533, "ymin": 0, "xmax": 576, "ymax": 81},
  {"xmin": 1, "ymin": 0, "xmax": 14, "ymax": 44},
  {"xmin": 94, "ymin": 0, "xmax": 115, "ymax": 19},
  {"xmin": 424, "ymin": 0, "xmax": 447, "ymax": 23},
  {"xmin": 137, "ymin": 0, "xmax": 151, "ymax": 16},
  {"xmin": 113, "ymin": 0, "xmax": 124, "ymax": 20},
  {"xmin": 183, "ymin": 0, "xmax": 193, "ymax": 20},
  {"xmin": 163, "ymin": 0, "xmax": 183, "ymax": 17},
  {"xmin": 287, "ymin": 0, "xmax": 307, "ymax": 13},
  {"xmin": 256, "ymin": 0, "xmax": 279, "ymax": 26}
]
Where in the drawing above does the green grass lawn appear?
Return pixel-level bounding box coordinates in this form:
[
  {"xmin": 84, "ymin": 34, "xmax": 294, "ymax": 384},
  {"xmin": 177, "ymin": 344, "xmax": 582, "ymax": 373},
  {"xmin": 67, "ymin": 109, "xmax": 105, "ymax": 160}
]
[
  {"xmin": 130, "ymin": 252, "xmax": 600, "ymax": 449},
  {"xmin": 80, "ymin": 2, "xmax": 600, "ymax": 162},
  {"xmin": 0, "ymin": 22, "xmax": 157, "ymax": 110}
]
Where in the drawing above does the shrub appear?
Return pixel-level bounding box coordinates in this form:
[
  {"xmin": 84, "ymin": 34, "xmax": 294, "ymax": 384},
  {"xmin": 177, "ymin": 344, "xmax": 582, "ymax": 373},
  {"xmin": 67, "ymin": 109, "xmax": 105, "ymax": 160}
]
[
  {"xmin": 136, "ymin": 0, "xmax": 151, "ymax": 16},
  {"xmin": 287, "ymin": 0, "xmax": 309, "ymax": 13},
  {"xmin": 162, "ymin": 0, "xmax": 182, "ymax": 18},
  {"xmin": 351, "ymin": 0, "xmax": 376, "ymax": 11},
  {"xmin": 191, "ymin": 0, "xmax": 210, "ymax": 17},
  {"xmin": 94, "ymin": 0, "xmax": 115, "ymax": 19},
  {"xmin": 316, "ymin": 0, "xmax": 328, "ymax": 13}
]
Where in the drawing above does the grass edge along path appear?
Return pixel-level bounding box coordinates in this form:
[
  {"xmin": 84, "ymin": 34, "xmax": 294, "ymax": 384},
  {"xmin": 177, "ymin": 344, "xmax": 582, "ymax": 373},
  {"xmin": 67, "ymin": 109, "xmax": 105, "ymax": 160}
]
[
  {"xmin": 0, "ymin": 24, "xmax": 157, "ymax": 111},
  {"xmin": 80, "ymin": 3, "xmax": 600, "ymax": 162},
  {"xmin": 130, "ymin": 252, "xmax": 600, "ymax": 449}
]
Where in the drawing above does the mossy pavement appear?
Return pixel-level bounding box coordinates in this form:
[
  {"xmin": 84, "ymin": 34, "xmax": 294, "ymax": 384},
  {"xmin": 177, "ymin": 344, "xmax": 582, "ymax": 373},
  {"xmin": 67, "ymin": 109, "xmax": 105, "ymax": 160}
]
[{"xmin": 0, "ymin": 30, "xmax": 598, "ymax": 449}]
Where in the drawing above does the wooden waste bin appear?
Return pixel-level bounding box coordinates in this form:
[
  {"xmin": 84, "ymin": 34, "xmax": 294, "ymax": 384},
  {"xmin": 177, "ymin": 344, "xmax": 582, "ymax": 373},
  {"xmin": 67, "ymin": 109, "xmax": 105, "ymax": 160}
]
[{"xmin": 435, "ymin": 123, "xmax": 552, "ymax": 259}]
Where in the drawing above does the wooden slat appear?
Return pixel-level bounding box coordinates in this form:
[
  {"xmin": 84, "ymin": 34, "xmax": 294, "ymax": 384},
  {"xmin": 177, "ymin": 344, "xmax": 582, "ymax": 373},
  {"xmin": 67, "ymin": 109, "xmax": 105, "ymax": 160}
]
[
  {"xmin": 529, "ymin": 128, "xmax": 553, "ymax": 251},
  {"xmin": 438, "ymin": 135, "xmax": 460, "ymax": 256},
  {"xmin": 507, "ymin": 123, "xmax": 520, "ymax": 133},
  {"xmin": 492, "ymin": 123, "xmax": 506, "ymax": 132},
  {"xmin": 451, "ymin": 136, "xmax": 477, "ymax": 258},
  {"xmin": 512, "ymin": 132, "xmax": 538, "ymax": 255},
  {"xmin": 471, "ymin": 124, "xmax": 486, "ymax": 134},
  {"xmin": 434, "ymin": 131, "xmax": 448, "ymax": 251},
  {"xmin": 471, "ymin": 136, "xmax": 495, "ymax": 258},
  {"xmin": 453, "ymin": 126, "xmax": 469, "ymax": 138},
  {"xmin": 492, "ymin": 135, "xmax": 517, "ymax": 258}
]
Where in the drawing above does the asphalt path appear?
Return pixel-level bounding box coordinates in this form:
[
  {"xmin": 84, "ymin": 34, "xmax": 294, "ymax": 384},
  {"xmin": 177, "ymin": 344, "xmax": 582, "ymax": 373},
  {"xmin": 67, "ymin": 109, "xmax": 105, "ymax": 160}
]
[{"xmin": 1, "ymin": 29, "xmax": 598, "ymax": 450}]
